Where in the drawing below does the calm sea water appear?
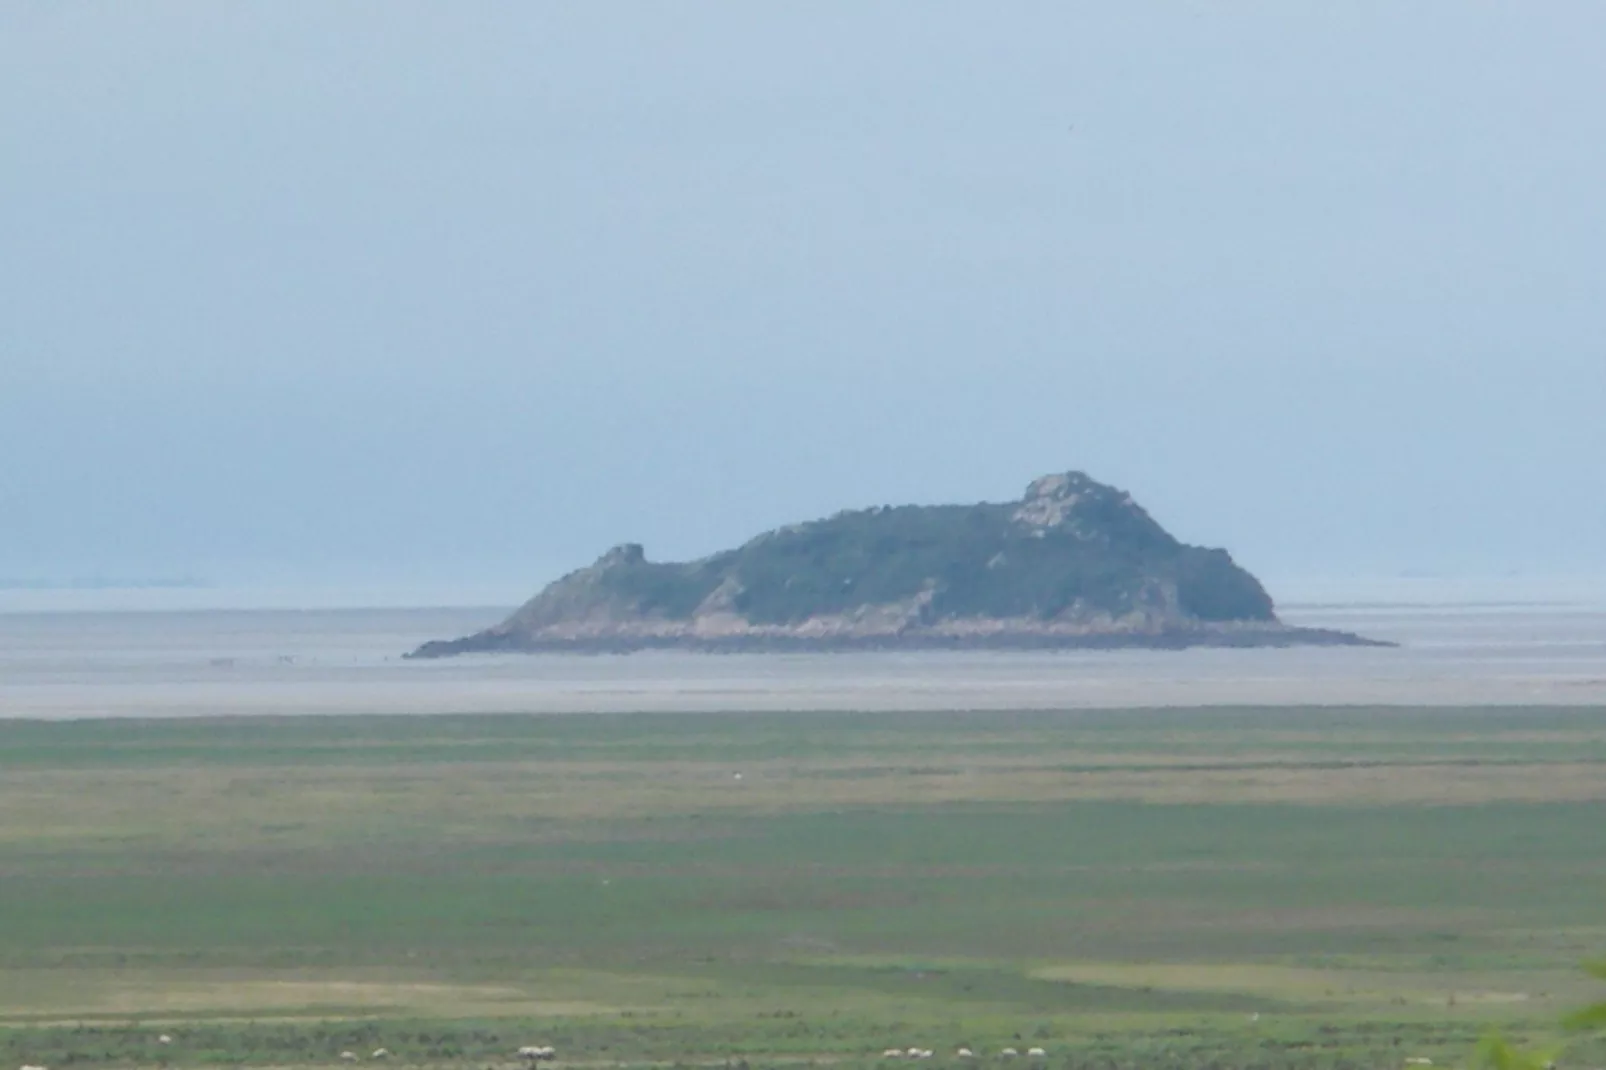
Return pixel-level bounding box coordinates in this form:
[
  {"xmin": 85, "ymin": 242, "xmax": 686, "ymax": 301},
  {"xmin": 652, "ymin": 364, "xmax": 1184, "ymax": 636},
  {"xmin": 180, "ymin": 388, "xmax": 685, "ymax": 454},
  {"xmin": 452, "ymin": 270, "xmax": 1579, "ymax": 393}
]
[{"xmin": 1, "ymin": 600, "xmax": 1603, "ymax": 719}]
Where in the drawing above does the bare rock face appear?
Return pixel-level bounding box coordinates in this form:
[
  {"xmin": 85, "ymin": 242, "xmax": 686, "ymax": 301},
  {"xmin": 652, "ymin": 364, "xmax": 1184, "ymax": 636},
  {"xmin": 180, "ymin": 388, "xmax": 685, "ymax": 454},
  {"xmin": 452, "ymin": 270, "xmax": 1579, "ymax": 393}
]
[
  {"xmin": 1014, "ymin": 472, "xmax": 1132, "ymax": 533},
  {"xmin": 407, "ymin": 471, "xmax": 1384, "ymax": 657}
]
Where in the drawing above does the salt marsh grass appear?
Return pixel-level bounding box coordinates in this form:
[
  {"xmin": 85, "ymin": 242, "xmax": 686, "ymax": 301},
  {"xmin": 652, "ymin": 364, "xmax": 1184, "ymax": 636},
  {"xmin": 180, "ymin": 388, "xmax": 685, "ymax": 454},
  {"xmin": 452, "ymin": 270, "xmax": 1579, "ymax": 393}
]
[{"xmin": 2, "ymin": 708, "xmax": 1604, "ymax": 1067}]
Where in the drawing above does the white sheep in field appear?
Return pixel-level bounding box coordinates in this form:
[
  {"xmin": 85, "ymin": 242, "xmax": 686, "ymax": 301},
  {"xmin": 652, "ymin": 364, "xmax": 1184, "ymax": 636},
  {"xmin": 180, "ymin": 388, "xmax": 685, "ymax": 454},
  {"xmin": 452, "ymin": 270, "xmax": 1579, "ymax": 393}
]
[
  {"xmin": 339, "ymin": 1053, "xmax": 359, "ymax": 1063},
  {"xmin": 999, "ymin": 1049, "xmax": 1019, "ymax": 1058},
  {"xmin": 956, "ymin": 1049, "xmax": 975, "ymax": 1059},
  {"xmin": 1405, "ymin": 1061, "xmax": 1434, "ymax": 1067},
  {"xmin": 371, "ymin": 1050, "xmax": 390, "ymax": 1060},
  {"xmin": 21, "ymin": 1064, "xmax": 49, "ymax": 1070},
  {"xmin": 158, "ymin": 1036, "xmax": 172, "ymax": 1045},
  {"xmin": 1027, "ymin": 1048, "xmax": 1046, "ymax": 1059},
  {"xmin": 881, "ymin": 1050, "xmax": 906, "ymax": 1060},
  {"xmin": 518, "ymin": 1046, "xmax": 557, "ymax": 1062}
]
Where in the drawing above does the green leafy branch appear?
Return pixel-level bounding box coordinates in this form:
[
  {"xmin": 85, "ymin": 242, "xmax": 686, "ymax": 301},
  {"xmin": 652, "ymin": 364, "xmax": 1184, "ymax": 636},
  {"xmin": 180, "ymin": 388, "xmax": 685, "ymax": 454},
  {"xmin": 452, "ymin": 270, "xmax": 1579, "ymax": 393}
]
[
  {"xmin": 1471, "ymin": 959, "xmax": 1606, "ymax": 1070},
  {"xmin": 1559, "ymin": 959, "xmax": 1606, "ymax": 1033},
  {"xmin": 1471, "ymin": 1036, "xmax": 1563, "ymax": 1070}
]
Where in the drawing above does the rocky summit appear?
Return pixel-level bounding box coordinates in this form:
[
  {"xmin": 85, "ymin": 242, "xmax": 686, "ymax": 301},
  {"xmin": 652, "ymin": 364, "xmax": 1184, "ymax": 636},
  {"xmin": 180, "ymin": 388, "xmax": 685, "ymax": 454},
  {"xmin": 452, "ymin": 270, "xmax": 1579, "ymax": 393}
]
[{"xmin": 407, "ymin": 471, "xmax": 1383, "ymax": 657}]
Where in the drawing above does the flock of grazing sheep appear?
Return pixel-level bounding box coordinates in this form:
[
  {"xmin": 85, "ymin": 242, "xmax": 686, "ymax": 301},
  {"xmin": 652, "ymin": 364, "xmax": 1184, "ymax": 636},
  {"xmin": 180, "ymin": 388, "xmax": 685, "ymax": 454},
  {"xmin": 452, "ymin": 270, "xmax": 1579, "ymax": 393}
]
[
  {"xmin": 16, "ymin": 1045, "xmax": 533, "ymax": 1070},
  {"xmin": 879, "ymin": 1047, "xmax": 1048, "ymax": 1061},
  {"xmin": 516, "ymin": 1046, "xmax": 559, "ymax": 1062},
  {"xmin": 17, "ymin": 1041, "xmax": 1041, "ymax": 1070},
  {"xmin": 6, "ymin": 1049, "xmax": 1448, "ymax": 1070},
  {"xmin": 18, "ymin": 1045, "xmax": 1043, "ymax": 1070}
]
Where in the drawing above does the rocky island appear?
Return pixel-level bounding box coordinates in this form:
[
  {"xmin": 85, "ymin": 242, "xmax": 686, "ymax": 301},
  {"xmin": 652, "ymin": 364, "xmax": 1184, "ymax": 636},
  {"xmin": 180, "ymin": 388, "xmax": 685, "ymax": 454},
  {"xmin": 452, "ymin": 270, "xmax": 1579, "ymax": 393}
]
[{"xmin": 408, "ymin": 472, "xmax": 1383, "ymax": 657}]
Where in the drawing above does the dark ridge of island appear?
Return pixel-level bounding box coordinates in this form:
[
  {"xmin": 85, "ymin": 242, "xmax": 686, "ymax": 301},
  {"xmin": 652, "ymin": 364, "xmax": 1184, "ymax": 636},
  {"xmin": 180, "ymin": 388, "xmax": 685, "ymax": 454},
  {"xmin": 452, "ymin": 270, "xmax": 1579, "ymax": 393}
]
[{"xmin": 407, "ymin": 471, "xmax": 1388, "ymax": 657}]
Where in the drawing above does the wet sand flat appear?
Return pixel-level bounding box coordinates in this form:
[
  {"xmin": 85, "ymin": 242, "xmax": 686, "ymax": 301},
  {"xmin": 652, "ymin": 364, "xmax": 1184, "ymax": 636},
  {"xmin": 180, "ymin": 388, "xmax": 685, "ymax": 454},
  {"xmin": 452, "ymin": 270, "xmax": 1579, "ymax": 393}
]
[{"xmin": 1, "ymin": 602, "xmax": 1603, "ymax": 718}]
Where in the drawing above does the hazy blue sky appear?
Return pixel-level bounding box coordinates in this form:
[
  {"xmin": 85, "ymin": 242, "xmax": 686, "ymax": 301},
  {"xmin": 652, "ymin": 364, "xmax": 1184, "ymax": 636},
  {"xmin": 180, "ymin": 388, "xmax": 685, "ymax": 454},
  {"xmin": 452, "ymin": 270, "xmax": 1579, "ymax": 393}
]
[{"xmin": 3, "ymin": 3, "xmax": 1603, "ymax": 603}]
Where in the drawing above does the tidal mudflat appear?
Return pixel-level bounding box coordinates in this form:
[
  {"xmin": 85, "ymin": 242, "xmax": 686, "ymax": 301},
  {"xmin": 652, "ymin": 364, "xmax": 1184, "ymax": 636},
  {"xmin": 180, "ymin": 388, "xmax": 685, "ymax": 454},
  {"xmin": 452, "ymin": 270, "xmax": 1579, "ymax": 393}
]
[{"xmin": 1, "ymin": 601, "xmax": 1604, "ymax": 718}]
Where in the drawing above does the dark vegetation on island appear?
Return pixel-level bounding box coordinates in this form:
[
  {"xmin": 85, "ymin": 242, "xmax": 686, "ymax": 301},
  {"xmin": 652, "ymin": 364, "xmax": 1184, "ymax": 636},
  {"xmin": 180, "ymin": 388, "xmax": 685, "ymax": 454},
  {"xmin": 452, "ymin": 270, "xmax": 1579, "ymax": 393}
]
[{"xmin": 410, "ymin": 472, "xmax": 1387, "ymax": 657}]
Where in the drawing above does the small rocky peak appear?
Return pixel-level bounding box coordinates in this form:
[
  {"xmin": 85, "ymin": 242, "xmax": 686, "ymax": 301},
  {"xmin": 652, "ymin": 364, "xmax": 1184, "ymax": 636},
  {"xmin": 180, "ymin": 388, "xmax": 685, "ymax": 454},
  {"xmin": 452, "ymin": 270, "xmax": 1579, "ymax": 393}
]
[
  {"xmin": 1023, "ymin": 471, "xmax": 1102, "ymax": 502},
  {"xmin": 595, "ymin": 543, "xmax": 647, "ymax": 569},
  {"xmin": 1014, "ymin": 471, "xmax": 1114, "ymax": 531}
]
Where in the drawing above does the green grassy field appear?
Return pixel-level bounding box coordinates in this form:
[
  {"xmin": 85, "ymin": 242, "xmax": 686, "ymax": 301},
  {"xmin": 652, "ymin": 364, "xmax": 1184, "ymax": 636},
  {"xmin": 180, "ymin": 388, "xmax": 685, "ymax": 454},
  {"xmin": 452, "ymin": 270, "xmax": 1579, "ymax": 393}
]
[{"xmin": 2, "ymin": 707, "xmax": 1604, "ymax": 1069}]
